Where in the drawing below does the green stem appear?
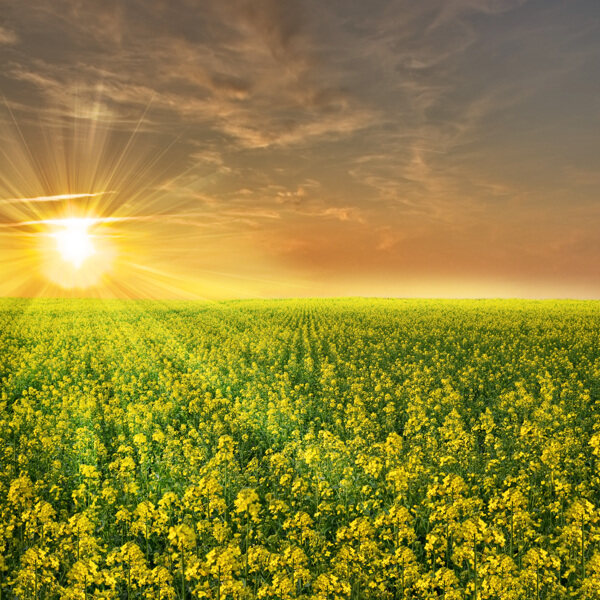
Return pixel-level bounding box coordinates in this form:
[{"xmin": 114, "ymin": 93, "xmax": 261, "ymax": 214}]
[
  {"xmin": 473, "ymin": 535, "xmax": 478, "ymax": 600},
  {"xmin": 510, "ymin": 501, "xmax": 514, "ymax": 558},
  {"xmin": 181, "ymin": 543, "xmax": 186, "ymax": 599},
  {"xmin": 581, "ymin": 512, "xmax": 586, "ymax": 580}
]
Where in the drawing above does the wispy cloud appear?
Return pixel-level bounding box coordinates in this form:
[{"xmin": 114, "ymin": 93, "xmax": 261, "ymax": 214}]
[
  {"xmin": 0, "ymin": 192, "xmax": 114, "ymax": 205},
  {"xmin": 0, "ymin": 26, "xmax": 18, "ymax": 45},
  {"xmin": 1, "ymin": 0, "xmax": 373, "ymax": 149}
]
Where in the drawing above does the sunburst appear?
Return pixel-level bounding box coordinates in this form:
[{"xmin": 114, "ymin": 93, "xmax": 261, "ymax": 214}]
[
  {"xmin": 52, "ymin": 217, "xmax": 96, "ymax": 269},
  {"xmin": 0, "ymin": 95, "xmax": 194, "ymax": 297}
]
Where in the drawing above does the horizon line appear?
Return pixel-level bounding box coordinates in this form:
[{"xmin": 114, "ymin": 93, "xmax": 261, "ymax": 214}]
[{"xmin": 0, "ymin": 295, "xmax": 598, "ymax": 303}]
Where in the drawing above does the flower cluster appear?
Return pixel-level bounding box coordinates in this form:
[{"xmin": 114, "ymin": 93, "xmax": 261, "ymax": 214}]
[{"xmin": 1, "ymin": 298, "xmax": 600, "ymax": 598}]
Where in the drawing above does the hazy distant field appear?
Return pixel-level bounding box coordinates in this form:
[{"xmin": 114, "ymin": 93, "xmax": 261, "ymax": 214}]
[{"xmin": 1, "ymin": 299, "xmax": 600, "ymax": 599}]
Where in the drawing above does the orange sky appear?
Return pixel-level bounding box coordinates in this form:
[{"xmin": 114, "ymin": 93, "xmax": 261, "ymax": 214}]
[{"xmin": 1, "ymin": 0, "xmax": 599, "ymax": 299}]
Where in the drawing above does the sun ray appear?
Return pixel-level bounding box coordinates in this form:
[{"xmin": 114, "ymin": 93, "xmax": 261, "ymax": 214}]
[{"xmin": 0, "ymin": 92, "xmax": 297, "ymax": 300}]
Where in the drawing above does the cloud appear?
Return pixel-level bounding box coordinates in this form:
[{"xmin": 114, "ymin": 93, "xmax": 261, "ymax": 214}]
[
  {"xmin": 0, "ymin": 26, "xmax": 18, "ymax": 45},
  {"xmin": 296, "ymin": 206, "xmax": 365, "ymax": 224},
  {"xmin": 2, "ymin": 0, "xmax": 372, "ymax": 150},
  {"xmin": 428, "ymin": 0, "xmax": 528, "ymax": 31},
  {"xmin": 0, "ymin": 192, "xmax": 114, "ymax": 205}
]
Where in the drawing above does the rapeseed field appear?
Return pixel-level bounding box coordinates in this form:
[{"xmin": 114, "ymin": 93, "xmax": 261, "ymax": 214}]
[{"xmin": 1, "ymin": 298, "xmax": 599, "ymax": 599}]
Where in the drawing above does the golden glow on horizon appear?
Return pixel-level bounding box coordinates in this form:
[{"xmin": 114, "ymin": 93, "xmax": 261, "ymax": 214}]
[
  {"xmin": 52, "ymin": 218, "xmax": 96, "ymax": 269},
  {"xmin": 1, "ymin": 96, "xmax": 590, "ymax": 301}
]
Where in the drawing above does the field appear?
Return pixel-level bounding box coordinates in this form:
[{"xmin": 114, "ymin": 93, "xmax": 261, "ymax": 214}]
[{"xmin": 1, "ymin": 298, "xmax": 600, "ymax": 599}]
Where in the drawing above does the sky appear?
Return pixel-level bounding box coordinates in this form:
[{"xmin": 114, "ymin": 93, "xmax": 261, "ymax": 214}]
[{"xmin": 0, "ymin": 0, "xmax": 599, "ymax": 299}]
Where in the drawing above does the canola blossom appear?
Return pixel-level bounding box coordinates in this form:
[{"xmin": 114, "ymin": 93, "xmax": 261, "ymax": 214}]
[{"xmin": 1, "ymin": 298, "xmax": 600, "ymax": 599}]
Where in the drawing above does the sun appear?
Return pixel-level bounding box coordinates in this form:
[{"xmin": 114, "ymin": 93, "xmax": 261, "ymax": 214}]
[
  {"xmin": 52, "ymin": 218, "xmax": 96, "ymax": 269},
  {"xmin": 37, "ymin": 215, "xmax": 116, "ymax": 290}
]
